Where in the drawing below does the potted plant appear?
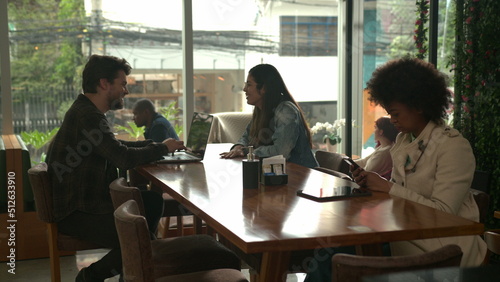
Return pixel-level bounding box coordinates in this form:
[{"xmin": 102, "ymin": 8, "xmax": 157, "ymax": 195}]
[{"xmin": 310, "ymin": 119, "xmax": 345, "ymax": 152}]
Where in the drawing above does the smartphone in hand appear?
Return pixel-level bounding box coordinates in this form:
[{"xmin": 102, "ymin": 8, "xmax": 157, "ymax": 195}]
[{"xmin": 343, "ymin": 157, "xmax": 361, "ymax": 170}]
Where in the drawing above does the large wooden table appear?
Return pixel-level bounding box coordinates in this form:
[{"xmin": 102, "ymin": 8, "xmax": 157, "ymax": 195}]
[{"xmin": 136, "ymin": 144, "xmax": 484, "ymax": 282}]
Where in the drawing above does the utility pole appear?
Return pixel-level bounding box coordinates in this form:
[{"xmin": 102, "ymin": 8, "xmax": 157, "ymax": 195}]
[{"xmin": 89, "ymin": 0, "xmax": 103, "ymax": 56}]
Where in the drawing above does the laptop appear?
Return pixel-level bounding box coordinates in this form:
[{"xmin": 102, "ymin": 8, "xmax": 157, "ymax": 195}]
[{"xmin": 157, "ymin": 112, "xmax": 214, "ymax": 163}]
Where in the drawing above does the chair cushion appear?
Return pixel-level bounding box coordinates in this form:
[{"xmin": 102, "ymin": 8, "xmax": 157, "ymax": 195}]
[
  {"xmin": 57, "ymin": 232, "xmax": 104, "ymax": 251},
  {"xmin": 152, "ymin": 234, "xmax": 241, "ymax": 277}
]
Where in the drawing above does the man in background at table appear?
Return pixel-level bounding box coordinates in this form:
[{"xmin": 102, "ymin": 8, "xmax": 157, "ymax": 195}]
[
  {"xmin": 46, "ymin": 54, "xmax": 185, "ymax": 282},
  {"xmin": 132, "ymin": 98, "xmax": 179, "ymax": 142}
]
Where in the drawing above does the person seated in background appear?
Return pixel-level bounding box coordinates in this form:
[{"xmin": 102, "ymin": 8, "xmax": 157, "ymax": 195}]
[
  {"xmin": 353, "ymin": 57, "xmax": 487, "ymax": 266},
  {"xmin": 354, "ymin": 116, "xmax": 399, "ymax": 176},
  {"xmin": 132, "ymin": 98, "xmax": 179, "ymax": 142},
  {"xmin": 219, "ymin": 63, "xmax": 318, "ymax": 168}
]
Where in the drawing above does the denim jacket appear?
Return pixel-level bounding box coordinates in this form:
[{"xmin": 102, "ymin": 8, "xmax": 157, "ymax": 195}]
[{"xmin": 236, "ymin": 101, "xmax": 318, "ymax": 168}]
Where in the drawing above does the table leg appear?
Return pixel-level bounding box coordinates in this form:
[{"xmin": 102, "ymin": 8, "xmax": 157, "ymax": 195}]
[
  {"xmin": 128, "ymin": 168, "xmax": 149, "ymax": 188},
  {"xmin": 259, "ymin": 251, "xmax": 291, "ymax": 282},
  {"xmin": 207, "ymin": 225, "xmax": 216, "ymax": 236},
  {"xmin": 355, "ymin": 243, "xmax": 383, "ymax": 256},
  {"xmin": 193, "ymin": 215, "xmax": 203, "ymax": 234}
]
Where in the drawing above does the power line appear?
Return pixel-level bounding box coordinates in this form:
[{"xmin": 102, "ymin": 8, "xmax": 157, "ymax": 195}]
[{"xmin": 9, "ymin": 17, "xmax": 277, "ymax": 53}]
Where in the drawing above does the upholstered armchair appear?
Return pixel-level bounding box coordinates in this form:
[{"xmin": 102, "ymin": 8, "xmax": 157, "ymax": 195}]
[
  {"xmin": 208, "ymin": 112, "xmax": 252, "ymax": 144},
  {"xmin": 28, "ymin": 162, "xmax": 103, "ymax": 282},
  {"xmin": 114, "ymin": 199, "xmax": 248, "ymax": 282},
  {"xmin": 331, "ymin": 244, "xmax": 463, "ymax": 282},
  {"xmin": 109, "ymin": 178, "xmax": 243, "ymax": 278}
]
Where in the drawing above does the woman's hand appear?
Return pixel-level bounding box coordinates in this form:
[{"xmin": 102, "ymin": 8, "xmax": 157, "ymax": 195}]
[
  {"xmin": 352, "ymin": 167, "xmax": 392, "ymax": 193},
  {"xmin": 220, "ymin": 145, "xmax": 245, "ymax": 159}
]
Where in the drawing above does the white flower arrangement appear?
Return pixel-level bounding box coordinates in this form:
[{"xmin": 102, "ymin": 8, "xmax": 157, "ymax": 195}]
[{"xmin": 310, "ymin": 119, "xmax": 346, "ymax": 145}]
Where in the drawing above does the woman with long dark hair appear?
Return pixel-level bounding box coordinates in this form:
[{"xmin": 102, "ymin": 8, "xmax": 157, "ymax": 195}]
[{"xmin": 220, "ymin": 64, "xmax": 317, "ymax": 168}]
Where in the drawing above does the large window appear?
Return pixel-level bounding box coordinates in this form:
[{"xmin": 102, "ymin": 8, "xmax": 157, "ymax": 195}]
[
  {"xmin": 3, "ymin": 1, "xmax": 334, "ymax": 151},
  {"xmin": 1, "ymin": 0, "xmax": 340, "ymax": 157},
  {"xmin": 0, "ymin": 0, "xmax": 458, "ymax": 158},
  {"xmin": 356, "ymin": 0, "xmax": 421, "ymax": 157},
  {"xmin": 192, "ymin": 0, "xmax": 340, "ymax": 152},
  {"xmin": 353, "ymin": 0, "xmax": 456, "ymax": 158}
]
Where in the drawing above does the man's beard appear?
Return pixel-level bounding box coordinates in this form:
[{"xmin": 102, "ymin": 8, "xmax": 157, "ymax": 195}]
[{"xmin": 109, "ymin": 98, "xmax": 123, "ymax": 110}]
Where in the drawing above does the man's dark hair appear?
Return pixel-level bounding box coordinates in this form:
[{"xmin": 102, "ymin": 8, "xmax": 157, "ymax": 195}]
[
  {"xmin": 366, "ymin": 57, "xmax": 452, "ymax": 123},
  {"xmin": 82, "ymin": 54, "xmax": 132, "ymax": 93}
]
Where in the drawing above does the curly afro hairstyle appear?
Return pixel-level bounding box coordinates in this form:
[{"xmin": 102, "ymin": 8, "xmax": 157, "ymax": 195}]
[{"xmin": 366, "ymin": 57, "xmax": 452, "ymax": 123}]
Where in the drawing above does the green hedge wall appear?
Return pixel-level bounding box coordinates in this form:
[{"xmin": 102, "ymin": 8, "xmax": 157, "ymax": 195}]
[{"xmin": 453, "ymin": 0, "xmax": 500, "ymax": 229}]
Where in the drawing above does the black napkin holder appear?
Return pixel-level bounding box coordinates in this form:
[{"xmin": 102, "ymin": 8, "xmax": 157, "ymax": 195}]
[{"xmin": 261, "ymin": 174, "xmax": 288, "ymax": 185}]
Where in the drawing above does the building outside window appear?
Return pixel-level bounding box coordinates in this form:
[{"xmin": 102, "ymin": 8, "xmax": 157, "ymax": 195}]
[{"xmin": 280, "ymin": 16, "xmax": 338, "ymax": 57}]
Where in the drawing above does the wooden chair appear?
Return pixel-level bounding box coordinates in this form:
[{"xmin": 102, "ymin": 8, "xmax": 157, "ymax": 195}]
[
  {"xmin": 109, "ymin": 178, "xmax": 242, "ymax": 277},
  {"xmin": 114, "ymin": 199, "xmax": 248, "ymax": 282},
  {"xmin": 470, "ymin": 169, "xmax": 491, "ymax": 224},
  {"xmin": 471, "ymin": 188, "xmax": 490, "ymax": 224},
  {"xmin": 315, "ymin": 150, "xmax": 351, "ymax": 176},
  {"xmin": 471, "ymin": 170, "xmax": 491, "ymax": 193},
  {"xmin": 27, "ymin": 162, "xmax": 102, "ymax": 282},
  {"xmin": 331, "ymin": 244, "xmax": 463, "ymax": 282},
  {"xmin": 484, "ymin": 229, "xmax": 500, "ymax": 256}
]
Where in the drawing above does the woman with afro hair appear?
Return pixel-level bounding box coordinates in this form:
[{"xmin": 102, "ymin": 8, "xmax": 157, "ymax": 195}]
[{"xmin": 353, "ymin": 57, "xmax": 487, "ymax": 267}]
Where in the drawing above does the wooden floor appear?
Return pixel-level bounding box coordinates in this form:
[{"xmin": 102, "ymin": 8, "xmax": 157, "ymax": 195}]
[{"xmin": 0, "ymin": 249, "xmax": 306, "ymax": 282}]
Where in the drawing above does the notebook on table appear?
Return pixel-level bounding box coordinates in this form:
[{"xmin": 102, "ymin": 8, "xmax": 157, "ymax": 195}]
[{"xmin": 156, "ymin": 112, "xmax": 214, "ymax": 163}]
